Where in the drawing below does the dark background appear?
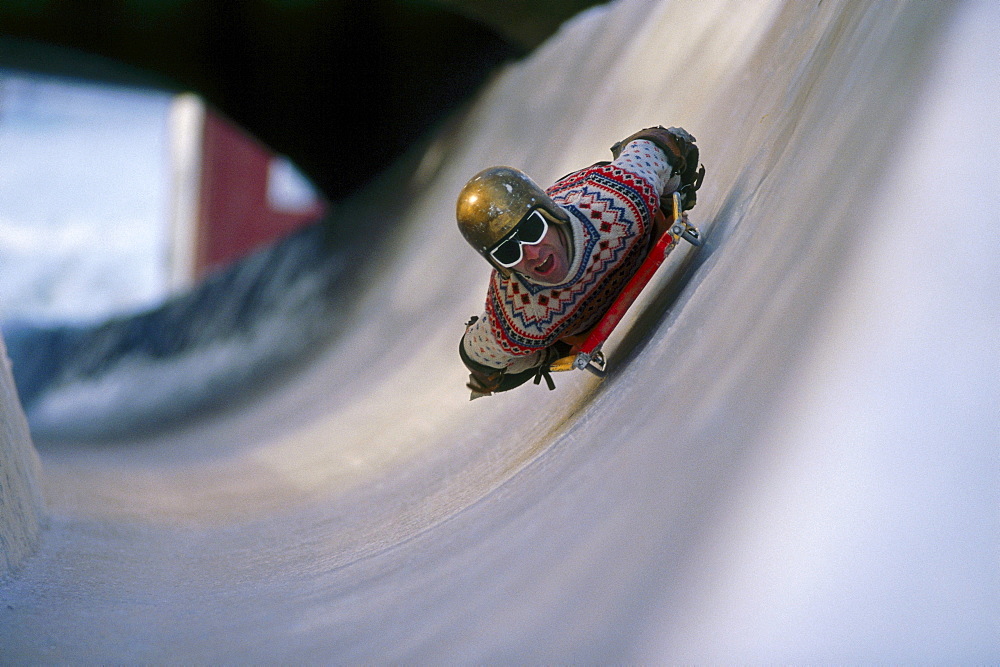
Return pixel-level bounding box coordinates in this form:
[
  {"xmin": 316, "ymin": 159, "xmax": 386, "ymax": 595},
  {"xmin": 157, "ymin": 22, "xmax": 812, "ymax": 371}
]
[{"xmin": 0, "ymin": 0, "xmax": 604, "ymax": 202}]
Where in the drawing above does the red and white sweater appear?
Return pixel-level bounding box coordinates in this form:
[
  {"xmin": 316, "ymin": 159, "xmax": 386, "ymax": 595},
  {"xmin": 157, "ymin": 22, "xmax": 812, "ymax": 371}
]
[{"xmin": 462, "ymin": 140, "xmax": 677, "ymax": 373}]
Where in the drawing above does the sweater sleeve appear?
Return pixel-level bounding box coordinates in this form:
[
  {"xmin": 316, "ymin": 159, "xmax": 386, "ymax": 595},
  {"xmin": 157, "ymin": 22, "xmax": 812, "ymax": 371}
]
[
  {"xmin": 611, "ymin": 139, "xmax": 679, "ymax": 198},
  {"xmin": 461, "ymin": 313, "xmax": 545, "ymax": 373}
]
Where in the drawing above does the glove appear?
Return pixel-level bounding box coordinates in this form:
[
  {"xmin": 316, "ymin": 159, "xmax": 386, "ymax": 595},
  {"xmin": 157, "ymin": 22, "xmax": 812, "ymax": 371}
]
[
  {"xmin": 466, "ymin": 365, "xmax": 503, "ymax": 398},
  {"xmin": 611, "ymin": 126, "xmax": 704, "ymax": 211}
]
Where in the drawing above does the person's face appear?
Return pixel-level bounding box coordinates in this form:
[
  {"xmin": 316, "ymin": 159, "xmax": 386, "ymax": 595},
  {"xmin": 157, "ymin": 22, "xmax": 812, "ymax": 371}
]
[{"xmin": 512, "ymin": 221, "xmax": 571, "ymax": 284}]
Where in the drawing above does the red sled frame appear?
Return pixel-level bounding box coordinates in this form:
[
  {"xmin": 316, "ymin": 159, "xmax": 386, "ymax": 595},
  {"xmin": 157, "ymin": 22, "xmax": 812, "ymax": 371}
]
[{"xmin": 550, "ymin": 191, "xmax": 702, "ymax": 377}]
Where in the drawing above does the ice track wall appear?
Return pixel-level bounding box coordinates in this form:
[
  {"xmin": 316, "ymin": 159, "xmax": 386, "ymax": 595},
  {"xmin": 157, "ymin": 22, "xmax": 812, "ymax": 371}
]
[
  {"xmin": 2, "ymin": 0, "xmax": 998, "ymax": 661},
  {"xmin": 0, "ymin": 336, "xmax": 43, "ymax": 578}
]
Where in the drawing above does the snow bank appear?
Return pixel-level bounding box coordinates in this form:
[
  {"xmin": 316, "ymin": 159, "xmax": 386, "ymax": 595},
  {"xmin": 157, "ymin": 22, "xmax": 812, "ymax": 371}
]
[{"xmin": 0, "ymin": 334, "xmax": 43, "ymax": 578}]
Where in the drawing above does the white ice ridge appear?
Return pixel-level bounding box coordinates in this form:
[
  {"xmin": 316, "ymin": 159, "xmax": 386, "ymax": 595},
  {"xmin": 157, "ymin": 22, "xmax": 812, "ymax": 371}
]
[
  {"xmin": 1, "ymin": 0, "xmax": 997, "ymax": 662},
  {"xmin": 0, "ymin": 335, "xmax": 44, "ymax": 578}
]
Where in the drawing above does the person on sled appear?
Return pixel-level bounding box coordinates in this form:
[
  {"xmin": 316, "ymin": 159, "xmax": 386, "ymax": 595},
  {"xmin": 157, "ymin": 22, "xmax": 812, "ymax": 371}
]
[{"xmin": 457, "ymin": 126, "xmax": 705, "ymax": 399}]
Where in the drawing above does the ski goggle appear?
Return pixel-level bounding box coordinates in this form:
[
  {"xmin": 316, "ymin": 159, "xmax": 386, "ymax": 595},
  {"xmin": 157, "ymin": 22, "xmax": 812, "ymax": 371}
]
[{"xmin": 488, "ymin": 209, "xmax": 549, "ymax": 268}]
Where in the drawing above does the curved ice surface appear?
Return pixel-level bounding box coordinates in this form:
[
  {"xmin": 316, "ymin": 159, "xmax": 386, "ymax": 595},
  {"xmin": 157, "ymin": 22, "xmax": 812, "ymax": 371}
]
[{"xmin": 2, "ymin": 0, "xmax": 998, "ymax": 661}]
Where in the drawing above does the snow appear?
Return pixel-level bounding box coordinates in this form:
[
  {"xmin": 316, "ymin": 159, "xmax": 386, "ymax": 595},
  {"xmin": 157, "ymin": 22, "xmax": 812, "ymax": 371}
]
[
  {"xmin": 0, "ymin": 73, "xmax": 174, "ymax": 324},
  {"xmin": 1, "ymin": 0, "xmax": 997, "ymax": 661}
]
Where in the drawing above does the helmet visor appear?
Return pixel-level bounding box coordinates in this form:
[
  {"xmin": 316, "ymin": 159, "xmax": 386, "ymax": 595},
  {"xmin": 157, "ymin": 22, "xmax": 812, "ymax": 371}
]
[{"xmin": 488, "ymin": 209, "xmax": 548, "ymax": 268}]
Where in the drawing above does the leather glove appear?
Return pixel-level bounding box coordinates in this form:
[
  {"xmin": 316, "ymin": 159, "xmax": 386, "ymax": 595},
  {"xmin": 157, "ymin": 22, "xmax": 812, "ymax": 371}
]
[
  {"xmin": 466, "ymin": 343, "xmax": 562, "ymax": 397},
  {"xmin": 466, "ymin": 365, "xmax": 502, "ymax": 398}
]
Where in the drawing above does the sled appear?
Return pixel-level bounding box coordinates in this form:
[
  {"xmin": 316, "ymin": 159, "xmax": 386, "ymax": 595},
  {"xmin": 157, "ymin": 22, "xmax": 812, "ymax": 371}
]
[{"xmin": 547, "ymin": 191, "xmax": 702, "ymax": 377}]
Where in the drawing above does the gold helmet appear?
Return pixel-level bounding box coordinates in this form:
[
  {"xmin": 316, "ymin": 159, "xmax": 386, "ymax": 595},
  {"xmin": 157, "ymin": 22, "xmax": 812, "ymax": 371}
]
[{"xmin": 456, "ymin": 166, "xmax": 570, "ymax": 274}]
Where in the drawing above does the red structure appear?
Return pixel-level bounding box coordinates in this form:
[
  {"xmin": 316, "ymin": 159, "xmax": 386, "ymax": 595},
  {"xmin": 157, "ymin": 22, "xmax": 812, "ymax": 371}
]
[{"xmin": 194, "ymin": 109, "xmax": 326, "ymax": 279}]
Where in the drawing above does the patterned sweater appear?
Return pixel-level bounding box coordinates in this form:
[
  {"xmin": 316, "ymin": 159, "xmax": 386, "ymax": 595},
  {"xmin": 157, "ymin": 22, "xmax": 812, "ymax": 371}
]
[{"xmin": 462, "ymin": 140, "xmax": 677, "ymax": 373}]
